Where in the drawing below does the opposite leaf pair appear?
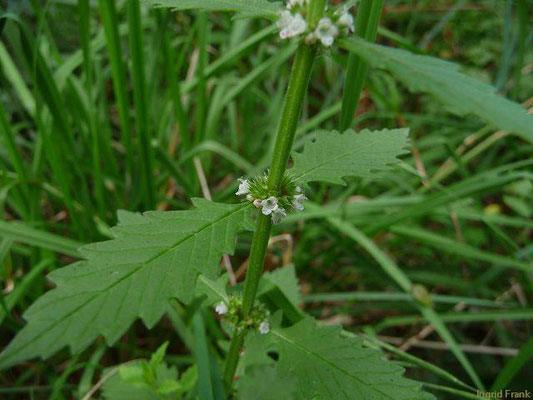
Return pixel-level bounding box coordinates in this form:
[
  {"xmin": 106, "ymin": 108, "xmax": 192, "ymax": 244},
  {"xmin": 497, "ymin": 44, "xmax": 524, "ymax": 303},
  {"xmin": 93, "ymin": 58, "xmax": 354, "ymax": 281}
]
[{"xmin": 0, "ymin": 128, "xmax": 408, "ymax": 369}]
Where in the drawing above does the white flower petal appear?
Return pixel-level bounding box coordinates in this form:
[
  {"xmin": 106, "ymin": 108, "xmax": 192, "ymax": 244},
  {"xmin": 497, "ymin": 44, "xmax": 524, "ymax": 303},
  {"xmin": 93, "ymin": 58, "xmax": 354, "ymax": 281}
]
[
  {"xmin": 288, "ymin": 13, "xmax": 307, "ymax": 37},
  {"xmin": 259, "ymin": 320, "xmax": 270, "ymax": 334},
  {"xmin": 277, "ymin": 10, "xmax": 293, "ymax": 29},
  {"xmin": 292, "ymin": 194, "xmax": 307, "ymax": 211},
  {"xmin": 321, "ymin": 35, "xmax": 334, "ymax": 46},
  {"xmin": 261, "ymin": 196, "xmax": 279, "ymax": 215},
  {"xmin": 338, "ymin": 11, "xmax": 354, "ymax": 32},
  {"xmin": 315, "ymin": 17, "xmax": 338, "ymax": 46},
  {"xmin": 235, "ymin": 178, "xmax": 250, "ymax": 196},
  {"xmin": 277, "ymin": 11, "xmax": 307, "ymax": 39},
  {"xmin": 215, "ymin": 302, "xmax": 228, "ymax": 315}
]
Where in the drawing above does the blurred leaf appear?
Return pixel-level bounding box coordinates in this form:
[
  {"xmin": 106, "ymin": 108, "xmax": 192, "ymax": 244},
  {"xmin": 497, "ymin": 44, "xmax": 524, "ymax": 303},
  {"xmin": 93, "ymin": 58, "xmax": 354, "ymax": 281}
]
[
  {"xmin": 339, "ymin": 38, "xmax": 533, "ymax": 142},
  {"xmin": 491, "ymin": 336, "xmax": 533, "ymax": 391},
  {"xmin": 144, "ymin": 0, "xmax": 282, "ymax": 20},
  {"xmin": 0, "ymin": 220, "xmax": 81, "ymax": 257},
  {"xmin": 503, "ymin": 196, "xmax": 531, "ymax": 218}
]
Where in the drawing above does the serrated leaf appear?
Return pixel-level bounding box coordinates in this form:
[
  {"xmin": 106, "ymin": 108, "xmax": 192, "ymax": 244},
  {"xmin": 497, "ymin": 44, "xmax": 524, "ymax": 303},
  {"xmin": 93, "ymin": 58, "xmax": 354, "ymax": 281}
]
[
  {"xmin": 339, "ymin": 38, "xmax": 533, "ymax": 142},
  {"xmin": 239, "ymin": 331, "xmax": 276, "ymax": 374},
  {"xmin": 144, "ymin": 0, "xmax": 282, "ymax": 20},
  {"xmin": 271, "ymin": 318, "xmax": 434, "ymax": 400},
  {"xmin": 290, "ymin": 129, "xmax": 409, "ymax": 185},
  {"xmin": 0, "ymin": 199, "xmax": 253, "ymax": 369}
]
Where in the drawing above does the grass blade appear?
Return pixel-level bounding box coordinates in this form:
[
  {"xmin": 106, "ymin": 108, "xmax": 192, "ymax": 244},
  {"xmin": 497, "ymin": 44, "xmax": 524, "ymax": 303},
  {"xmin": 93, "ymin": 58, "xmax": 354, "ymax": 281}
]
[
  {"xmin": 128, "ymin": 0, "xmax": 155, "ymax": 209},
  {"xmin": 318, "ymin": 205, "xmax": 485, "ymax": 390}
]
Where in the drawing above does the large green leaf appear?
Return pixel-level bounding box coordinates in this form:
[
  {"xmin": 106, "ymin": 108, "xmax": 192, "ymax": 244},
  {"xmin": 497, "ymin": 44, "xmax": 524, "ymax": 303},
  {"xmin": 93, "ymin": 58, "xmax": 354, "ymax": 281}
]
[
  {"xmin": 339, "ymin": 38, "xmax": 533, "ymax": 142},
  {"xmin": 290, "ymin": 128, "xmax": 409, "ymax": 185},
  {"xmin": 271, "ymin": 318, "xmax": 434, "ymax": 400},
  {"xmin": 0, "ymin": 199, "xmax": 253, "ymax": 369},
  {"xmin": 144, "ymin": 0, "xmax": 282, "ymax": 20}
]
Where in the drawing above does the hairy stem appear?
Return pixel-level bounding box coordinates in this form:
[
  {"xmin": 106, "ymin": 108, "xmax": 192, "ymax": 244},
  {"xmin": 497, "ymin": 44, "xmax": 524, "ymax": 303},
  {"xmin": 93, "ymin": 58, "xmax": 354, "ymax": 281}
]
[{"xmin": 223, "ymin": 0, "xmax": 325, "ymax": 387}]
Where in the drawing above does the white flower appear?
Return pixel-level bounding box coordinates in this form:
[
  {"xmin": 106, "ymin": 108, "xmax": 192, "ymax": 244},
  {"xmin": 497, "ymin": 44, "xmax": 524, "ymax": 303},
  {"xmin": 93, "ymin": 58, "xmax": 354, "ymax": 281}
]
[
  {"xmin": 295, "ymin": 186, "xmax": 302, "ymax": 193},
  {"xmin": 338, "ymin": 10, "xmax": 355, "ymax": 33},
  {"xmin": 277, "ymin": 11, "xmax": 307, "ymax": 39},
  {"xmin": 246, "ymin": 194, "xmax": 254, "ymax": 202},
  {"xmin": 235, "ymin": 178, "xmax": 250, "ymax": 196},
  {"xmin": 215, "ymin": 302, "xmax": 228, "ymax": 315},
  {"xmin": 314, "ymin": 17, "xmax": 338, "ymax": 46},
  {"xmin": 261, "ymin": 196, "xmax": 279, "ymax": 215},
  {"xmin": 271, "ymin": 207, "xmax": 287, "ymax": 224},
  {"xmin": 259, "ymin": 320, "xmax": 270, "ymax": 334},
  {"xmin": 292, "ymin": 193, "xmax": 307, "ymax": 211},
  {"xmin": 253, "ymin": 199, "xmax": 262, "ymax": 208},
  {"xmin": 277, "ymin": 10, "xmax": 292, "ymax": 30}
]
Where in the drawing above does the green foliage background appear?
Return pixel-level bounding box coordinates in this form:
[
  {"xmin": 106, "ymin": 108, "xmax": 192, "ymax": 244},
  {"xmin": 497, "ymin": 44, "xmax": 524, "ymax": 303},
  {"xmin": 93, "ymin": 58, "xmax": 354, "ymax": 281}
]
[{"xmin": 0, "ymin": 0, "xmax": 532, "ymax": 398}]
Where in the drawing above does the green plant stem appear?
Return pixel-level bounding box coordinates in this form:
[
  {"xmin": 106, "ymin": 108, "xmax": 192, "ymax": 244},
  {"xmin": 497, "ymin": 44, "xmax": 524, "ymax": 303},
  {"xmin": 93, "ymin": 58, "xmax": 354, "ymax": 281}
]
[
  {"xmin": 266, "ymin": 44, "xmax": 317, "ymax": 190},
  {"xmin": 223, "ymin": 7, "xmax": 322, "ymax": 385},
  {"xmin": 243, "ymin": 42, "xmax": 316, "ymax": 316},
  {"xmin": 340, "ymin": 0, "xmax": 384, "ymax": 130},
  {"xmin": 222, "ymin": 330, "xmax": 246, "ymax": 385}
]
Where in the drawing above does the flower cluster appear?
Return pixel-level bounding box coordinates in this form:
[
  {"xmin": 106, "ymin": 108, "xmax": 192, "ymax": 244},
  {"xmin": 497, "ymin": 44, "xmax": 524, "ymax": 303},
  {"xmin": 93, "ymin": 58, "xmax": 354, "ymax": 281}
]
[
  {"xmin": 214, "ymin": 297, "xmax": 270, "ymax": 335},
  {"xmin": 235, "ymin": 172, "xmax": 307, "ymax": 224},
  {"xmin": 276, "ymin": 1, "xmax": 355, "ymax": 47}
]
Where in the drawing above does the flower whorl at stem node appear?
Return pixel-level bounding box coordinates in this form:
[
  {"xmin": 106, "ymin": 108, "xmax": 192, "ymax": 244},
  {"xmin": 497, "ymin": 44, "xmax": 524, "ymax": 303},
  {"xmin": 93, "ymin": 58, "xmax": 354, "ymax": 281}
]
[
  {"xmin": 235, "ymin": 172, "xmax": 308, "ymax": 224},
  {"xmin": 213, "ymin": 297, "xmax": 270, "ymax": 335},
  {"xmin": 277, "ymin": 1, "xmax": 355, "ymax": 47}
]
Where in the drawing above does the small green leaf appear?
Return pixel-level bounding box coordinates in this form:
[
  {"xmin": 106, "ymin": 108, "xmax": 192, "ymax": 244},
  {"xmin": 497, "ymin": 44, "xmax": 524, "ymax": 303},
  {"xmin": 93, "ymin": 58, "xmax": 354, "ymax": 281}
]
[
  {"xmin": 260, "ymin": 264, "xmax": 301, "ymax": 307},
  {"xmin": 149, "ymin": 342, "xmax": 170, "ymax": 374},
  {"xmin": 177, "ymin": 365, "xmax": 198, "ymax": 393},
  {"xmin": 339, "ymin": 38, "xmax": 533, "ymax": 142},
  {"xmin": 103, "ymin": 362, "xmax": 180, "ymax": 400},
  {"xmin": 290, "ymin": 129, "xmax": 409, "ymax": 185},
  {"xmin": 119, "ymin": 364, "xmax": 148, "ymax": 387},
  {"xmin": 144, "ymin": 0, "xmax": 282, "ymax": 20},
  {"xmin": 271, "ymin": 318, "xmax": 435, "ymax": 400},
  {"xmin": 157, "ymin": 379, "xmax": 183, "ymax": 395},
  {"xmin": 0, "ymin": 199, "xmax": 253, "ymax": 369}
]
